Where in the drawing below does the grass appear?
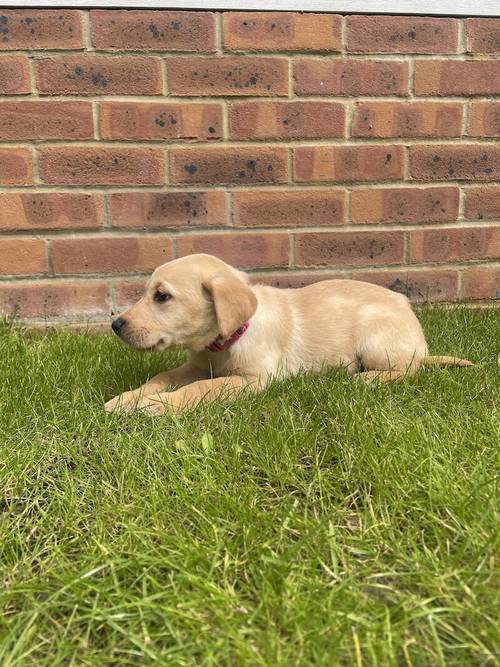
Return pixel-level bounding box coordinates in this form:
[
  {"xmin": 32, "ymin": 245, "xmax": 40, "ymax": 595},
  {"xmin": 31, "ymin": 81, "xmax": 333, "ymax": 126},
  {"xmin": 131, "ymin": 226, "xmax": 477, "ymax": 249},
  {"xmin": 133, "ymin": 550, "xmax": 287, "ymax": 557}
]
[{"xmin": 0, "ymin": 306, "xmax": 498, "ymax": 666}]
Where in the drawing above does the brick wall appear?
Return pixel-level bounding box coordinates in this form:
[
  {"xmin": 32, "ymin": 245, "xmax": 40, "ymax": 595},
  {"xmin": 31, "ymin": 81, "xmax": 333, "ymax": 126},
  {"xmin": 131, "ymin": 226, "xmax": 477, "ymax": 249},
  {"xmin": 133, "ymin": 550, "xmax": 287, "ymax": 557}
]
[{"xmin": 0, "ymin": 9, "xmax": 499, "ymax": 324}]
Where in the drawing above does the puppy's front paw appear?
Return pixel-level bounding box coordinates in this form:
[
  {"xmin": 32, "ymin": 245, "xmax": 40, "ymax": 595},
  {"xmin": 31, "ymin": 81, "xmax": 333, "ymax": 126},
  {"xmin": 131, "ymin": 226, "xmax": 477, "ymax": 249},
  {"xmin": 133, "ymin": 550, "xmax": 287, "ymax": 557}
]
[
  {"xmin": 139, "ymin": 401, "xmax": 167, "ymax": 416},
  {"xmin": 136, "ymin": 393, "xmax": 177, "ymax": 416},
  {"xmin": 104, "ymin": 391, "xmax": 140, "ymax": 413}
]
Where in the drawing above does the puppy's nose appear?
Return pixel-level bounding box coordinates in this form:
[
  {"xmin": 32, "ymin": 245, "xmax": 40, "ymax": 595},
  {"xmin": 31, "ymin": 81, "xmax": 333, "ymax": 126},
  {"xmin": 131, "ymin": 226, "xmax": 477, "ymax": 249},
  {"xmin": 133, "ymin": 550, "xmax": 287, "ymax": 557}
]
[{"xmin": 111, "ymin": 316, "xmax": 126, "ymax": 334}]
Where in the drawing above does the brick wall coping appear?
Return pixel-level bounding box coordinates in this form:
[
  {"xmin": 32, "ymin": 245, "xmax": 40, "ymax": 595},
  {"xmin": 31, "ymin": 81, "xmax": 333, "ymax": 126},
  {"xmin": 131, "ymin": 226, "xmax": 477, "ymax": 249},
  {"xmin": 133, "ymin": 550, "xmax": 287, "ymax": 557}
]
[{"xmin": 1, "ymin": 0, "xmax": 499, "ymax": 19}]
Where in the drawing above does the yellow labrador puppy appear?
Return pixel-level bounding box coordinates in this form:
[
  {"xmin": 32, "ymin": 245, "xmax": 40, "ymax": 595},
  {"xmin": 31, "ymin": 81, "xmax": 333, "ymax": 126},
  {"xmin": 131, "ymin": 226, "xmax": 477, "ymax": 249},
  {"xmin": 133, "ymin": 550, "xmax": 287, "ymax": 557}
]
[{"xmin": 105, "ymin": 253, "xmax": 472, "ymax": 415}]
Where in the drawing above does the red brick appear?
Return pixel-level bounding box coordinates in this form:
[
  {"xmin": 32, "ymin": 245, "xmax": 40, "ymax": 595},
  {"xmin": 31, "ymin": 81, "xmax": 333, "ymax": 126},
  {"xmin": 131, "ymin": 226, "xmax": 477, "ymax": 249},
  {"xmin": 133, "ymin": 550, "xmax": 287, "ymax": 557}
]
[
  {"xmin": 0, "ymin": 56, "xmax": 30, "ymax": 94},
  {"xmin": 293, "ymin": 58, "xmax": 408, "ymax": 96},
  {"xmin": 167, "ymin": 56, "xmax": 288, "ymax": 96},
  {"xmin": 0, "ymin": 148, "xmax": 32, "ymax": 185},
  {"xmin": 0, "ymin": 10, "xmax": 82, "ymax": 50},
  {"xmin": 252, "ymin": 271, "xmax": 346, "ymax": 288},
  {"xmin": 296, "ymin": 231, "xmax": 405, "ymax": 267},
  {"xmin": 466, "ymin": 18, "xmax": 500, "ymax": 54},
  {"xmin": 294, "ymin": 146, "xmax": 404, "ymax": 183},
  {"xmin": 464, "ymin": 186, "xmax": 500, "ymax": 221},
  {"xmin": 36, "ymin": 56, "xmax": 162, "ymax": 96},
  {"xmin": 109, "ymin": 191, "xmax": 227, "ymax": 228},
  {"xmin": 100, "ymin": 102, "xmax": 222, "ymax": 141},
  {"xmin": 223, "ymin": 12, "xmax": 341, "ymax": 52},
  {"xmin": 114, "ymin": 279, "xmax": 147, "ymax": 309},
  {"xmin": 0, "ymin": 193, "xmax": 103, "ymax": 231},
  {"xmin": 91, "ymin": 10, "xmax": 216, "ymax": 52},
  {"xmin": 169, "ymin": 147, "xmax": 288, "ymax": 185},
  {"xmin": 52, "ymin": 236, "xmax": 173, "ymax": 275},
  {"xmin": 352, "ymin": 102, "xmax": 463, "ymax": 138},
  {"xmin": 0, "ymin": 280, "xmax": 111, "ymax": 320},
  {"xmin": 410, "ymin": 145, "xmax": 500, "ymax": 182},
  {"xmin": 415, "ymin": 60, "xmax": 500, "ymax": 96},
  {"xmin": 462, "ymin": 267, "xmax": 500, "ymax": 300},
  {"xmin": 233, "ymin": 190, "xmax": 345, "ymax": 227},
  {"xmin": 230, "ymin": 101, "xmax": 345, "ymax": 140},
  {"xmin": 39, "ymin": 147, "xmax": 164, "ymax": 185},
  {"xmin": 350, "ymin": 187, "xmax": 459, "ymax": 224},
  {"xmin": 177, "ymin": 232, "xmax": 289, "ymax": 269},
  {"xmin": 410, "ymin": 227, "xmax": 499, "ymax": 263},
  {"xmin": 0, "ymin": 239, "xmax": 47, "ymax": 275},
  {"xmin": 351, "ymin": 269, "xmax": 458, "ymax": 302},
  {"xmin": 469, "ymin": 102, "xmax": 500, "ymax": 138},
  {"xmin": 0, "ymin": 101, "xmax": 93, "ymax": 140},
  {"xmin": 347, "ymin": 15, "xmax": 458, "ymax": 54}
]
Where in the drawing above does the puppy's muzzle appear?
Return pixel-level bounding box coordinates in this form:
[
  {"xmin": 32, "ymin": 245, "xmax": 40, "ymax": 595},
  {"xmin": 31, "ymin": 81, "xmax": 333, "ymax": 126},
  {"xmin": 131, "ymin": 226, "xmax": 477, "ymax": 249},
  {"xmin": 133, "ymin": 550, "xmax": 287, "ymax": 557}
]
[{"xmin": 111, "ymin": 316, "xmax": 126, "ymax": 336}]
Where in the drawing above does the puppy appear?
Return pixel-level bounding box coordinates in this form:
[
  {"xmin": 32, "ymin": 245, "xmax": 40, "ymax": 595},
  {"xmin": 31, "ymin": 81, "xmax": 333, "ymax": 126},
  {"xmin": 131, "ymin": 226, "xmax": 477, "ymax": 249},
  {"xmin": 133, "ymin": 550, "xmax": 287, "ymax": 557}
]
[{"xmin": 105, "ymin": 253, "xmax": 472, "ymax": 415}]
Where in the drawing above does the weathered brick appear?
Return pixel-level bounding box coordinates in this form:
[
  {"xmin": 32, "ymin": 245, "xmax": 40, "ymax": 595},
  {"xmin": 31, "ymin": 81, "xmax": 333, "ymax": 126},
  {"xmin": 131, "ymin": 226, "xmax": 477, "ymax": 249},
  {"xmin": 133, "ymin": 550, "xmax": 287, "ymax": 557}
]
[
  {"xmin": 36, "ymin": 56, "xmax": 162, "ymax": 96},
  {"xmin": 109, "ymin": 191, "xmax": 227, "ymax": 228},
  {"xmin": 177, "ymin": 232, "xmax": 289, "ymax": 269},
  {"xmin": 410, "ymin": 227, "xmax": 499, "ymax": 263},
  {"xmin": 0, "ymin": 147, "xmax": 32, "ymax": 185},
  {"xmin": 293, "ymin": 58, "xmax": 408, "ymax": 96},
  {"xmin": 0, "ymin": 193, "xmax": 103, "ymax": 231},
  {"xmin": 410, "ymin": 145, "xmax": 500, "ymax": 181},
  {"xmin": 351, "ymin": 269, "xmax": 458, "ymax": 302},
  {"xmin": 0, "ymin": 101, "xmax": 93, "ymax": 140},
  {"xmin": 352, "ymin": 102, "xmax": 463, "ymax": 138},
  {"xmin": 52, "ymin": 236, "xmax": 173, "ymax": 275},
  {"xmin": 0, "ymin": 10, "xmax": 82, "ymax": 50},
  {"xmin": 0, "ymin": 280, "xmax": 111, "ymax": 319},
  {"xmin": 350, "ymin": 187, "xmax": 459, "ymax": 224},
  {"xmin": 91, "ymin": 10, "xmax": 216, "ymax": 52},
  {"xmin": 170, "ymin": 147, "xmax": 288, "ymax": 185},
  {"xmin": 296, "ymin": 231, "xmax": 405, "ymax": 267},
  {"xmin": 114, "ymin": 279, "xmax": 147, "ymax": 309},
  {"xmin": 167, "ymin": 56, "xmax": 288, "ymax": 96},
  {"xmin": 464, "ymin": 186, "xmax": 500, "ymax": 221},
  {"xmin": 0, "ymin": 238, "xmax": 47, "ymax": 275},
  {"xmin": 415, "ymin": 60, "xmax": 500, "ymax": 96},
  {"xmin": 462, "ymin": 266, "xmax": 500, "ymax": 300},
  {"xmin": 466, "ymin": 18, "xmax": 500, "ymax": 54},
  {"xmin": 469, "ymin": 102, "xmax": 500, "ymax": 138},
  {"xmin": 39, "ymin": 147, "xmax": 164, "ymax": 185},
  {"xmin": 0, "ymin": 56, "xmax": 30, "ymax": 94},
  {"xmin": 100, "ymin": 102, "xmax": 222, "ymax": 141},
  {"xmin": 233, "ymin": 190, "xmax": 345, "ymax": 227},
  {"xmin": 347, "ymin": 15, "xmax": 458, "ymax": 54},
  {"xmin": 230, "ymin": 101, "xmax": 345, "ymax": 140},
  {"xmin": 223, "ymin": 12, "xmax": 341, "ymax": 52},
  {"xmin": 294, "ymin": 146, "xmax": 404, "ymax": 183}
]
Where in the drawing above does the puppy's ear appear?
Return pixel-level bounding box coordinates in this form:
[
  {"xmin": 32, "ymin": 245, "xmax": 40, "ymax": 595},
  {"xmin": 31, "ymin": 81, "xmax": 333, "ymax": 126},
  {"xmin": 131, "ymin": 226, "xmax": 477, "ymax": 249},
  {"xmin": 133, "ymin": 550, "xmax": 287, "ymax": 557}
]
[{"xmin": 203, "ymin": 274, "xmax": 257, "ymax": 338}]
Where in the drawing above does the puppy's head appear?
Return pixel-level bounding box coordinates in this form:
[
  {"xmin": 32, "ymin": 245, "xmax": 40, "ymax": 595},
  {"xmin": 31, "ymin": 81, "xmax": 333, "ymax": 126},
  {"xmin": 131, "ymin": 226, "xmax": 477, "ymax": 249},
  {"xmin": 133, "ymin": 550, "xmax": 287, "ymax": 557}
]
[{"xmin": 111, "ymin": 254, "xmax": 257, "ymax": 352}]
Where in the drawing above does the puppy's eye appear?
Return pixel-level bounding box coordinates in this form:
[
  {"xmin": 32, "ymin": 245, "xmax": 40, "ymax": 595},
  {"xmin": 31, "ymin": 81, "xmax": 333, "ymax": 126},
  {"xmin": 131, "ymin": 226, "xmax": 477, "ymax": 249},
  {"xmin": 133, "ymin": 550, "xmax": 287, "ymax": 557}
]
[{"xmin": 154, "ymin": 290, "xmax": 172, "ymax": 303}]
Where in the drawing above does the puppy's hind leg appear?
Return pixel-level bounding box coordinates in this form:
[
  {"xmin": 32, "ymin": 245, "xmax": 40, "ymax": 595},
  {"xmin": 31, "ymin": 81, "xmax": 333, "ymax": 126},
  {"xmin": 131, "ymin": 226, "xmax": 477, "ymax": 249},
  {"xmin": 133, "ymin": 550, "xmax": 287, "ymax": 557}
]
[{"xmin": 353, "ymin": 323, "xmax": 426, "ymax": 384}]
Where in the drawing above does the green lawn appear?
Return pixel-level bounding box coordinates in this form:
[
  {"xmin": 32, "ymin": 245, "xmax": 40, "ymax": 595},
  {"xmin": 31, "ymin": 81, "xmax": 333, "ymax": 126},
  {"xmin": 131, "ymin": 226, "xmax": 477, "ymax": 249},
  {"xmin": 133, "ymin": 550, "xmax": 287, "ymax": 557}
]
[{"xmin": 0, "ymin": 307, "xmax": 498, "ymax": 666}]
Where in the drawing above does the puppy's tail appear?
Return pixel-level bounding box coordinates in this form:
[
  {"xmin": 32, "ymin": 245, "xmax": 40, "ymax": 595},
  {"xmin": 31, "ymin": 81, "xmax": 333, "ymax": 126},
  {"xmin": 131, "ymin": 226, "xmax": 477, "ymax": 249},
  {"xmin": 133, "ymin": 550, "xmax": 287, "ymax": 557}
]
[{"xmin": 421, "ymin": 355, "xmax": 474, "ymax": 368}]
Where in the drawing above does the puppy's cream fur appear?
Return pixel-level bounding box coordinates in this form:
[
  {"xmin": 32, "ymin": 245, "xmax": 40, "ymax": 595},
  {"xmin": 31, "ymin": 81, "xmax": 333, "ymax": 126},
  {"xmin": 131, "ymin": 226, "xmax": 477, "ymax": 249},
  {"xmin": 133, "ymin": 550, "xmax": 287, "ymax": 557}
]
[{"xmin": 105, "ymin": 253, "xmax": 472, "ymax": 415}]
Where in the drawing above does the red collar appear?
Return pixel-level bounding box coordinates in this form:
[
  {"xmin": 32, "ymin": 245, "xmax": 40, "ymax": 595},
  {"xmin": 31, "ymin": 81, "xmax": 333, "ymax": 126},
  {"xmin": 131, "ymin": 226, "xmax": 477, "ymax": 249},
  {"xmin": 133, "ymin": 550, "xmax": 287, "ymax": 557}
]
[{"xmin": 206, "ymin": 321, "xmax": 250, "ymax": 353}]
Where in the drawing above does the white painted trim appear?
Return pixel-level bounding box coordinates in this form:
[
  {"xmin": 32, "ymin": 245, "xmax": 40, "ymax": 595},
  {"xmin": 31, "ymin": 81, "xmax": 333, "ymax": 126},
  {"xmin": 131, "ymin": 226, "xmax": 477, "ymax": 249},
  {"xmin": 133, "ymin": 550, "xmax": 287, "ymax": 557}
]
[{"xmin": 0, "ymin": 0, "xmax": 498, "ymax": 17}]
